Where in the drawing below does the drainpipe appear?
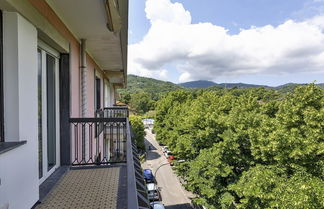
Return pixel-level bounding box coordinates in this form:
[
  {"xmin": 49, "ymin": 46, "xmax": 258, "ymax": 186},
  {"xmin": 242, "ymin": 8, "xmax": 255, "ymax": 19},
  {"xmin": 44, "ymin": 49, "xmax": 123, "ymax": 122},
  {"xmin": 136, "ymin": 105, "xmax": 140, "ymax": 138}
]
[{"xmin": 80, "ymin": 39, "xmax": 87, "ymax": 117}]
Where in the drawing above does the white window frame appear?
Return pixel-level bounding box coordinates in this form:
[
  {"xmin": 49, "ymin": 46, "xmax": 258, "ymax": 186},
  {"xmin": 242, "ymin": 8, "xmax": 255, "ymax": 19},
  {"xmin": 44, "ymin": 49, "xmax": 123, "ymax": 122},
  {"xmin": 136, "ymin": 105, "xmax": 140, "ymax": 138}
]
[{"xmin": 38, "ymin": 40, "xmax": 61, "ymax": 184}]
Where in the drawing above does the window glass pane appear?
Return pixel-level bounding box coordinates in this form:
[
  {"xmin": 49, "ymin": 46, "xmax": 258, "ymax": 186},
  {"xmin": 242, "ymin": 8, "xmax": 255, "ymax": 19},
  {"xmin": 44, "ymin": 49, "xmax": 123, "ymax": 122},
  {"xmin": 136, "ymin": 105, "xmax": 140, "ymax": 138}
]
[
  {"xmin": 38, "ymin": 49, "xmax": 43, "ymax": 178},
  {"xmin": 0, "ymin": 18, "xmax": 3, "ymax": 142},
  {"xmin": 46, "ymin": 54, "xmax": 56, "ymax": 171},
  {"xmin": 96, "ymin": 77, "xmax": 101, "ymax": 110}
]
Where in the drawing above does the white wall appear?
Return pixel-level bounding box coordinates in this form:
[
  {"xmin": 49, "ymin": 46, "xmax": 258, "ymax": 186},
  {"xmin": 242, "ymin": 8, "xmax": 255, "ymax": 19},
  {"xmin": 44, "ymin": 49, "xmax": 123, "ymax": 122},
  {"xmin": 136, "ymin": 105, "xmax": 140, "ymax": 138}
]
[
  {"xmin": 110, "ymin": 83, "xmax": 115, "ymax": 105},
  {"xmin": 104, "ymin": 80, "xmax": 111, "ymax": 107},
  {"xmin": 0, "ymin": 12, "xmax": 39, "ymax": 209}
]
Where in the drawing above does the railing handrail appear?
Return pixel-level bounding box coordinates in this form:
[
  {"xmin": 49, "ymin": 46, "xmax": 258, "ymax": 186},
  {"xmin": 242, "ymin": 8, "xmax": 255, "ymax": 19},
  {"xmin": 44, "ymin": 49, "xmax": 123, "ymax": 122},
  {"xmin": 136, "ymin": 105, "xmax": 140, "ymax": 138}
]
[
  {"xmin": 126, "ymin": 119, "xmax": 150, "ymax": 209},
  {"xmin": 126, "ymin": 118, "xmax": 139, "ymax": 209},
  {"xmin": 70, "ymin": 117, "xmax": 126, "ymax": 123},
  {"xmin": 104, "ymin": 106, "xmax": 128, "ymax": 110}
]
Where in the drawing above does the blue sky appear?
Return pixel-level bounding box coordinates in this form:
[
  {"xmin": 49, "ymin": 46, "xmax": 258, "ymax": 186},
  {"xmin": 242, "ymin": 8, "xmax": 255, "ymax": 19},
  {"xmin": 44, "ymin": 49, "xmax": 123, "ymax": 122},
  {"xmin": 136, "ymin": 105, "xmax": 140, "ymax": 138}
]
[{"xmin": 128, "ymin": 0, "xmax": 324, "ymax": 86}]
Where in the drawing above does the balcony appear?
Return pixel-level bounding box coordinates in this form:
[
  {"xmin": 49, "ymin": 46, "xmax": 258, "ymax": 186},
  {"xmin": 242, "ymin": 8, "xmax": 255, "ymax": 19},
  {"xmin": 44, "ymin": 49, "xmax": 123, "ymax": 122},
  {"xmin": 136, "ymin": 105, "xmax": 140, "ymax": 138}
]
[{"xmin": 36, "ymin": 107, "xmax": 150, "ymax": 209}]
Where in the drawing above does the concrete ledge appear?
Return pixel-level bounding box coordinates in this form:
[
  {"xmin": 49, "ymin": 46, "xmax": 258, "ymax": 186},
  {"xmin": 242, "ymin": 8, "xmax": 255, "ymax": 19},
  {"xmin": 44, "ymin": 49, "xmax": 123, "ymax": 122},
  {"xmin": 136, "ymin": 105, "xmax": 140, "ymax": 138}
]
[{"xmin": 0, "ymin": 141, "xmax": 26, "ymax": 155}]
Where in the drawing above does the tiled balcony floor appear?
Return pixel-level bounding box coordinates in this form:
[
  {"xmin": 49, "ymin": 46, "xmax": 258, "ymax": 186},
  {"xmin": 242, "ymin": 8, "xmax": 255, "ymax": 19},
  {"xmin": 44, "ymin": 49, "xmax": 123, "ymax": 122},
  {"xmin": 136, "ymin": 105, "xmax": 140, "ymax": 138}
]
[{"xmin": 36, "ymin": 165, "xmax": 127, "ymax": 209}]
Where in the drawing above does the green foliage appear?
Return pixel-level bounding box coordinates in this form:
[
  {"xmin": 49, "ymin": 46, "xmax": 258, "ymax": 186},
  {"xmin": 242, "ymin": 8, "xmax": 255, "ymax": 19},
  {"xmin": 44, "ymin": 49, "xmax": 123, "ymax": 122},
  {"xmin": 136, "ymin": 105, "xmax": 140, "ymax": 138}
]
[
  {"xmin": 129, "ymin": 91, "xmax": 155, "ymax": 114},
  {"xmin": 129, "ymin": 115, "xmax": 145, "ymax": 152},
  {"xmin": 118, "ymin": 75, "xmax": 182, "ymax": 114},
  {"xmin": 154, "ymin": 84, "xmax": 324, "ymax": 209},
  {"xmin": 230, "ymin": 165, "xmax": 324, "ymax": 209}
]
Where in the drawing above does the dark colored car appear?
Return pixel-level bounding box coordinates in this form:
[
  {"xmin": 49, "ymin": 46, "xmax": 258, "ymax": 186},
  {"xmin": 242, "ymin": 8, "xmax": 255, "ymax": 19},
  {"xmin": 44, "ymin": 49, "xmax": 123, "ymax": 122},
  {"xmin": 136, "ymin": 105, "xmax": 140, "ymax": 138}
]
[{"xmin": 143, "ymin": 169, "xmax": 154, "ymax": 183}]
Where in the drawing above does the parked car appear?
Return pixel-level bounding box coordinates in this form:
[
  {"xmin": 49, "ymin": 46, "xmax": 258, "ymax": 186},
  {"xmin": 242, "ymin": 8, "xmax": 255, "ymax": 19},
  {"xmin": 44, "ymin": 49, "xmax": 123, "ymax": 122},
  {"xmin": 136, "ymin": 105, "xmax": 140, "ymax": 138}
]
[
  {"xmin": 143, "ymin": 169, "xmax": 154, "ymax": 183},
  {"xmin": 167, "ymin": 155, "xmax": 175, "ymax": 166},
  {"xmin": 164, "ymin": 150, "xmax": 173, "ymax": 158},
  {"xmin": 161, "ymin": 146, "xmax": 169, "ymax": 153},
  {"xmin": 150, "ymin": 201, "xmax": 165, "ymax": 209},
  {"xmin": 147, "ymin": 183, "xmax": 161, "ymax": 202},
  {"xmin": 158, "ymin": 141, "xmax": 164, "ymax": 146}
]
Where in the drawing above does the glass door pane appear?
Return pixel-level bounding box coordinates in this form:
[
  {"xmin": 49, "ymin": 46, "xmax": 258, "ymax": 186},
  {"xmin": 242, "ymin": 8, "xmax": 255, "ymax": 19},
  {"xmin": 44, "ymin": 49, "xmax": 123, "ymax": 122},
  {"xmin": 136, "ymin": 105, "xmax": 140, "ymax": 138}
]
[
  {"xmin": 46, "ymin": 54, "xmax": 56, "ymax": 171},
  {"xmin": 38, "ymin": 49, "xmax": 43, "ymax": 178},
  {"xmin": 96, "ymin": 77, "xmax": 101, "ymax": 110}
]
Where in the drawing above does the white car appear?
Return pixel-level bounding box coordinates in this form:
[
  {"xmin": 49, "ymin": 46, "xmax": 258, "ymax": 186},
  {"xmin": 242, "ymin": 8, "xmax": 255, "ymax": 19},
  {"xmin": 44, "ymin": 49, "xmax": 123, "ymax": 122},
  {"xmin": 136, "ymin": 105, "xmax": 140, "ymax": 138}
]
[
  {"xmin": 161, "ymin": 146, "xmax": 169, "ymax": 153},
  {"xmin": 164, "ymin": 150, "xmax": 173, "ymax": 158},
  {"xmin": 147, "ymin": 183, "xmax": 161, "ymax": 201},
  {"xmin": 150, "ymin": 202, "xmax": 165, "ymax": 209}
]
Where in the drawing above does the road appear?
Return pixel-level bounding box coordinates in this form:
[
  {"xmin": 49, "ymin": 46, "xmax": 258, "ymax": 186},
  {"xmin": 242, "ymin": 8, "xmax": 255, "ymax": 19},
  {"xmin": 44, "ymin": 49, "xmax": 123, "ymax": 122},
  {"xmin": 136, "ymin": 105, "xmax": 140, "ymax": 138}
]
[{"xmin": 142, "ymin": 128, "xmax": 193, "ymax": 209}]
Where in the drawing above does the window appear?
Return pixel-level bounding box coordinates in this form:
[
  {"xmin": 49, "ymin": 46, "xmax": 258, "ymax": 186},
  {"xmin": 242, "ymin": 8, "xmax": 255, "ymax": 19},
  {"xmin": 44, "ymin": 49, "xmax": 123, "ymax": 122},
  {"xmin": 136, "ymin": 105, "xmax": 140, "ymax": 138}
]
[
  {"xmin": 95, "ymin": 77, "xmax": 101, "ymax": 110},
  {"xmin": 38, "ymin": 49, "xmax": 43, "ymax": 178},
  {"xmin": 0, "ymin": 10, "xmax": 3, "ymax": 143},
  {"xmin": 46, "ymin": 54, "xmax": 56, "ymax": 171}
]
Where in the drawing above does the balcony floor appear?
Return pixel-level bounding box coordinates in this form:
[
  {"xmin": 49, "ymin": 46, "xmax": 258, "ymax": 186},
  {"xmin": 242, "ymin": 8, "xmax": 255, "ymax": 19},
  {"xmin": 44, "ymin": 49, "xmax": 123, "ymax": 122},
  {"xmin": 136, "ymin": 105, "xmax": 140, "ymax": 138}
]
[{"xmin": 36, "ymin": 165, "xmax": 127, "ymax": 209}]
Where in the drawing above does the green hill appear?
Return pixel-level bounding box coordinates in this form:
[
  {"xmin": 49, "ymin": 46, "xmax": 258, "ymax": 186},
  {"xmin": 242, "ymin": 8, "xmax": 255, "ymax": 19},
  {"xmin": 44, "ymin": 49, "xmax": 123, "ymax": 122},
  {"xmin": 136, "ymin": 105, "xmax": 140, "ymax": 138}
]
[
  {"xmin": 180, "ymin": 80, "xmax": 270, "ymax": 89},
  {"xmin": 119, "ymin": 74, "xmax": 182, "ymax": 101},
  {"xmin": 121, "ymin": 75, "xmax": 324, "ymax": 98},
  {"xmin": 119, "ymin": 75, "xmax": 323, "ymax": 114}
]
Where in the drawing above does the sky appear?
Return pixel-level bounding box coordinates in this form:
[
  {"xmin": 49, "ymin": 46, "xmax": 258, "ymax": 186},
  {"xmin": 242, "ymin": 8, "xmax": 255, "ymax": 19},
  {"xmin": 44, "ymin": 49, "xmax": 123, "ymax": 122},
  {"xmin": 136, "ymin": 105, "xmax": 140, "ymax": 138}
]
[{"xmin": 128, "ymin": 0, "xmax": 324, "ymax": 86}]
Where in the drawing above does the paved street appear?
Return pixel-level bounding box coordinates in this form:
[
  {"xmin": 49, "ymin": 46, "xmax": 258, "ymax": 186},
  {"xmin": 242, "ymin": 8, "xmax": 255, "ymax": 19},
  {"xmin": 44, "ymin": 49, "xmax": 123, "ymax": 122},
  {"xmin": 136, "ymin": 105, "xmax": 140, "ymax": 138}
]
[{"xmin": 142, "ymin": 128, "xmax": 193, "ymax": 209}]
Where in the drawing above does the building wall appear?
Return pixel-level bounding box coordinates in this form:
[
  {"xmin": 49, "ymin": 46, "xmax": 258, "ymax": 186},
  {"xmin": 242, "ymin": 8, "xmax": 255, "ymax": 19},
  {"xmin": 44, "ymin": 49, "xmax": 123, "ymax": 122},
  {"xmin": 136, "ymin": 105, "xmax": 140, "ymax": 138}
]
[
  {"xmin": 0, "ymin": 12, "xmax": 39, "ymax": 209},
  {"xmin": 0, "ymin": 0, "xmax": 119, "ymax": 208},
  {"xmin": 28, "ymin": 0, "xmax": 111, "ymax": 118}
]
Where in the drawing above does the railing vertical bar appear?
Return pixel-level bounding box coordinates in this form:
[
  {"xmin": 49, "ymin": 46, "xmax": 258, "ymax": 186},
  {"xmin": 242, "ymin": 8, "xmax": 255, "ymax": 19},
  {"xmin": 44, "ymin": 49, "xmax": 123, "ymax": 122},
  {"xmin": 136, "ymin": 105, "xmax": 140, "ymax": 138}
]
[
  {"xmin": 117, "ymin": 122, "xmax": 121, "ymax": 159},
  {"xmin": 73, "ymin": 123, "xmax": 78, "ymax": 164},
  {"xmin": 96, "ymin": 122, "xmax": 99, "ymax": 163},
  {"xmin": 110, "ymin": 122, "xmax": 114, "ymax": 161},
  {"xmin": 103, "ymin": 122, "xmax": 107, "ymax": 162},
  {"xmin": 88, "ymin": 123, "xmax": 93, "ymax": 163},
  {"xmin": 123, "ymin": 122, "xmax": 126, "ymax": 157},
  {"xmin": 81, "ymin": 123, "xmax": 86, "ymax": 163}
]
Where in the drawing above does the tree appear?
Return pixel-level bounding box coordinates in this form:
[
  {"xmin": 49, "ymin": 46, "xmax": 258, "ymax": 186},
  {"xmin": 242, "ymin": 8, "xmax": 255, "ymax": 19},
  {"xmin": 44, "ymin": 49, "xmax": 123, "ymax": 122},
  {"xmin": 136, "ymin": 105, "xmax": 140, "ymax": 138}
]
[
  {"xmin": 129, "ymin": 91, "xmax": 154, "ymax": 114},
  {"xmin": 230, "ymin": 165, "xmax": 324, "ymax": 209},
  {"xmin": 129, "ymin": 115, "xmax": 145, "ymax": 152},
  {"xmin": 154, "ymin": 84, "xmax": 324, "ymax": 208},
  {"xmin": 249, "ymin": 84, "xmax": 324, "ymax": 176}
]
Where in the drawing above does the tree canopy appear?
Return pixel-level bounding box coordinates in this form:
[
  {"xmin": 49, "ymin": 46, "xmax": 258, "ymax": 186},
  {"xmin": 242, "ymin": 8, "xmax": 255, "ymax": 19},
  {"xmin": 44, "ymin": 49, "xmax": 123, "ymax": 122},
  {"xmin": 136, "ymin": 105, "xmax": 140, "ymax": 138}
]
[
  {"xmin": 129, "ymin": 115, "xmax": 146, "ymax": 152},
  {"xmin": 154, "ymin": 84, "xmax": 324, "ymax": 209}
]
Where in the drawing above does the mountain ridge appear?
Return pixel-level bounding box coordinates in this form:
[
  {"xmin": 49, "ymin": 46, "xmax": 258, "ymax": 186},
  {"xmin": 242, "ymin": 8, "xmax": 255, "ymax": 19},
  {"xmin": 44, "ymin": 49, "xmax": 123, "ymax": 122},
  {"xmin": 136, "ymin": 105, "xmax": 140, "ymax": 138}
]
[
  {"xmin": 179, "ymin": 80, "xmax": 323, "ymax": 89},
  {"xmin": 125, "ymin": 74, "xmax": 323, "ymax": 90}
]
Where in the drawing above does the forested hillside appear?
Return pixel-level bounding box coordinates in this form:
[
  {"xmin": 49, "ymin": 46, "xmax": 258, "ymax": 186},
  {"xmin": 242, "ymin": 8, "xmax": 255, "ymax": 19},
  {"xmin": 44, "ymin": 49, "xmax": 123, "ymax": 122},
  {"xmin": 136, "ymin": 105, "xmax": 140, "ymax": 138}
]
[
  {"xmin": 180, "ymin": 80, "xmax": 270, "ymax": 89},
  {"xmin": 119, "ymin": 75, "xmax": 323, "ymax": 115},
  {"xmin": 180, "ymin": 80, "xmax": 218, "ymax": 88},
  {"xmin": 119, "ymin": 74, "xmax": 182, "ymax": 100},
  {"xmin": 118, "ymin": 75, "xmax": 182, "ymax": 114},
  {"xmin": 154, "ymin": 84, "xmax": 324, "ymax": 209}
]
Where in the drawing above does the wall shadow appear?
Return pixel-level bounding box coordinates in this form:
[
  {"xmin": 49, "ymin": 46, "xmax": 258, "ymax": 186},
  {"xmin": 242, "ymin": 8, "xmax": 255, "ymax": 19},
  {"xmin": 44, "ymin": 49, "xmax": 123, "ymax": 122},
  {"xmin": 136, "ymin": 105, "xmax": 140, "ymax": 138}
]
[
  {"xmin": 146, "ymin": 150, "xmax": 161, "ymax": 161},
  {"xmin": 144, "ymin": 137, "xmax": 157, "ymax": 150}
]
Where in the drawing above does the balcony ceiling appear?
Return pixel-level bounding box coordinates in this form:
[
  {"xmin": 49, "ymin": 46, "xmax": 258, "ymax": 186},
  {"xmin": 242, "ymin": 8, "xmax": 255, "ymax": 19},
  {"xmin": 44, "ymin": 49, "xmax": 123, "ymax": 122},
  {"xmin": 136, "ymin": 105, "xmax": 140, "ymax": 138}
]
[{"xmin": 46, "ymin": 0, "xmax": 125, "ymax": 73}]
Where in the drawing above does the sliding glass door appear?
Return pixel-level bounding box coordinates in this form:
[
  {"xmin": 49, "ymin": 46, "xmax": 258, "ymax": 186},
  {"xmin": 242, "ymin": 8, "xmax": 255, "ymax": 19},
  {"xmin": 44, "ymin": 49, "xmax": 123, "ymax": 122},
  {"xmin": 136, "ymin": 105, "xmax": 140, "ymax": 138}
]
[
  {"xmin": 95, "ymin": 77, "xmax": 101, "ymax": 110},
  {"xmin": 46, "ymin": 54, "xmax": 56, "ymax": 171},
  {"xmin": 38, "ymin": 42, "xmax": 60, "ymax": 183}
]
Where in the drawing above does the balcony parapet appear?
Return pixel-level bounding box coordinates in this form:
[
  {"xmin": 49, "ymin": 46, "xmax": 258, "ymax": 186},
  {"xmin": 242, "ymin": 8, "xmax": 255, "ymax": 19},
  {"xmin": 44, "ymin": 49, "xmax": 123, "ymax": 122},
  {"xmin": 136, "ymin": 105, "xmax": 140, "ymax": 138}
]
[
  {"xmin": 96, "ymin": 106, "xmax": 129, "ymax": 118},
  {"xmin": 69, "ymin": 108, "xmax": 150, "ymax": 208}
]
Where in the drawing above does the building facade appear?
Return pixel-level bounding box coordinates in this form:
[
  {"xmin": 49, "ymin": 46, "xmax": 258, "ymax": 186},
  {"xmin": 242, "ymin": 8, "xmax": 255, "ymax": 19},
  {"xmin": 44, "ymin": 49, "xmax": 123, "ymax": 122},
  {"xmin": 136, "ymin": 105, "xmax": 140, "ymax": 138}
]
[{"xmin": 0, "ymin": 1, "xmax": 148, "ymax": 209}]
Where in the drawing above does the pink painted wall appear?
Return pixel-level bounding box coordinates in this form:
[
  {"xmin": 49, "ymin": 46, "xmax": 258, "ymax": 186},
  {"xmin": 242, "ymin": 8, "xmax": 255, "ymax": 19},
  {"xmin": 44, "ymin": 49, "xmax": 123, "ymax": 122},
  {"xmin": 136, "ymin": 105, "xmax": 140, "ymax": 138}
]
[
  {"xmin": 86, "ymin": 55, "xmax": 95, "ymax": 117},
  {"xmin": 29, "ymin": 0, "xmax": 109, "ymax": 118},
  {"xmin": 86, "ymin": 54, "xmax": 107, "ymax": 117}
]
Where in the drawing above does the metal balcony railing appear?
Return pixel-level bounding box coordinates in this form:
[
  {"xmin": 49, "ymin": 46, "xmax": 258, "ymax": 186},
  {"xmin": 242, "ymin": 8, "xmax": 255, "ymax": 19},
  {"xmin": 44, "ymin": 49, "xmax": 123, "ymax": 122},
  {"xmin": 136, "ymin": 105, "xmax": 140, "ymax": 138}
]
[
  {"xmin": 69, "ymin": 107, "xmax": 150, "ymax": 209},
  {"xmin": 127, "ymin": 123, "xmax": 151, "ymax": 209},
  {"xmin": 69, "ymin": 117, "xmax": 127, "ymax": 166},
  {"xmin": 95, "ymin": 106, "xmax": 129, "ymax": 118}
]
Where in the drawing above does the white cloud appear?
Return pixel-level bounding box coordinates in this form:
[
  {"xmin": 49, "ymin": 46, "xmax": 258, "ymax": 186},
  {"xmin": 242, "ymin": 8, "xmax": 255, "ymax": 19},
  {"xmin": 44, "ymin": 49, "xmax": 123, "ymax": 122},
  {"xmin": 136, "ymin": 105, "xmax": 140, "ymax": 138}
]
[{"xmin": 128, "ymin": 0, "xmax": 324, "ymax": 83}]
